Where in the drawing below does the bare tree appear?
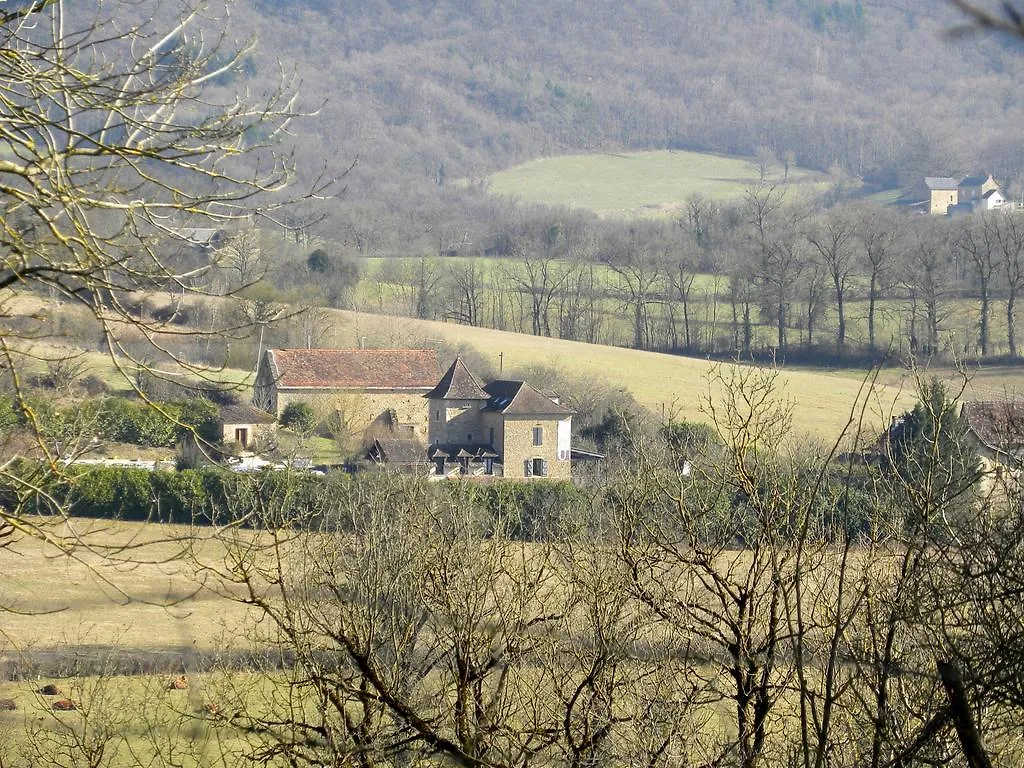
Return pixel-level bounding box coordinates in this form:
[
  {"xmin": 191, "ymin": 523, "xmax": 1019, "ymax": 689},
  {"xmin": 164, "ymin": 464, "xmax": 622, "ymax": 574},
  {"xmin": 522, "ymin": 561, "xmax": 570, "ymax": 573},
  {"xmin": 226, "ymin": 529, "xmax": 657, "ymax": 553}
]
[
  {"xmin": 988, "ymin": 210, "xmax": 1024, "ymax": 355},
  {"xmin": 953, "ymin": 216, "xmax": 1001, "ymax": 356},
  {"xmin": 0, "ymin": 0, "xmax": 321, "ymax": 544},
  {"xmin": 446, "ymin": 260, "xmax": 485, "ymax": 326},
  {"xmin": 743, "ymin": 185, "xmax": 806, "ymax": 356},
  {"xmin": 853, "ymin": 205, "xmax": 901, "ymax": 353},
  {"xmin": 801, "ymin": 258, "xmax": 829, "ymax": 348},
  {"xmin": 215, "ymin": 230, "xmax": 265, "ymax": 291},
  {"xmin": 503, "ymin": 251, "xmax": 572, "ymax": 337},
  {"xmin": 900, "ymin": 219, "xmax": 954, "ymax": 356},
  {"xmin": 601, "ymin": 228, "xmax": 665, "ymax": 351},
  {"xmin": 668, "ymin": 233, "xmax": 703, "ymax": 352},
  {"xmin": 807, "ymin": 207, "xmax": 857, "ymax": 354}
]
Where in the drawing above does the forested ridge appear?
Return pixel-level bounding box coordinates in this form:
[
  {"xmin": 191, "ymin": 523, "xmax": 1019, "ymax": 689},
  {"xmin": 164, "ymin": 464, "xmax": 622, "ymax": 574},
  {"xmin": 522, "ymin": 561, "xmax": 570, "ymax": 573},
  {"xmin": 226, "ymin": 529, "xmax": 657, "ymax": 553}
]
[{"xmin": 229, "ymin": 0, "xmax": 1024, "ymax": 253}]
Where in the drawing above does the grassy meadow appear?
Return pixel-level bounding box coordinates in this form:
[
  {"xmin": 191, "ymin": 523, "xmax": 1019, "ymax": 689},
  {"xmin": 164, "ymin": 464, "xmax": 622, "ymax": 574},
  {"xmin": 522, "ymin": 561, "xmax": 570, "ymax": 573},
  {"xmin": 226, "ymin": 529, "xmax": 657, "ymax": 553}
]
[
  {"xmin": 11, "ymin": 282, "xmax": 1010, "ymax": 446},
  {"xmin": 484, "ymin": 149, "xmax": 831, "ymax": 216},
  {"xmin": 313, "ymin": 308, "xmax": 916, "ymax": 442}
]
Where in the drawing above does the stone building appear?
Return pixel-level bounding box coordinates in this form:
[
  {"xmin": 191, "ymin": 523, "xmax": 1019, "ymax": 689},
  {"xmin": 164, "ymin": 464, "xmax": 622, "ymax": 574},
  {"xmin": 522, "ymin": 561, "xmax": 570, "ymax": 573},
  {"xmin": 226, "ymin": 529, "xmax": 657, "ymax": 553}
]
[
  {"xmin": 252, "ymin": 348, "xmax": 439, "ymax": 440},
  {"xmin": 218, "ymin": 402, "xmax": 278, "ymax": 451},
  {"xmin": 178, "ymin": 401, "xmax": 278, "ymax": 467},
  {"xmin": 960, "ymin": 400, "xmax": 1024, "ymax": 494},
  {"xmin": 926, "ymin": 177, "xmax": 959, "ymax": 215},
  {"xmin": 424, "ymin": 357, "xmax": 572, "ymax": 479},
  {"xmin": 925, "ymin": 173, "xmax": 1002, "ymax": 215}
]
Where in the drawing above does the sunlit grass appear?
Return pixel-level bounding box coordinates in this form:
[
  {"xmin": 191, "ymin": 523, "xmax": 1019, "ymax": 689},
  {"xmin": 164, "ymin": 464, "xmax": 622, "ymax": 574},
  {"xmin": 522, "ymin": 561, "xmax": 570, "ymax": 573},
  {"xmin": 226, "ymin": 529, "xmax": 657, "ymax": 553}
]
[{"xmin": 485, "ymin": 149, "xmax": 833, "ymax": 216}]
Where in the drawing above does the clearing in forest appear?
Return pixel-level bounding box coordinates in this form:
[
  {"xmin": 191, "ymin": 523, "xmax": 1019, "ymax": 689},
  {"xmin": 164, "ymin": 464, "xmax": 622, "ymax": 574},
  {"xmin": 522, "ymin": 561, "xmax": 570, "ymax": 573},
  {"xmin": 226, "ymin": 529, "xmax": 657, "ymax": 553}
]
[{"xmin": 485, "ymin": 149, "xmax": 830, "ymax": 216}]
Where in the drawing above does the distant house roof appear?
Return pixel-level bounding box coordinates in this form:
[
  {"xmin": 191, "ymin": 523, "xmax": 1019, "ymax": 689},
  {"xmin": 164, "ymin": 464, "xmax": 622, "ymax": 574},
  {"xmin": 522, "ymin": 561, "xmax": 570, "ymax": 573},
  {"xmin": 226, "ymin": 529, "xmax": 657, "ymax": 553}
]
[
  {"xmin": 220, "ymin": 402, "xmax": 277, "ymax": 425},
  {"xmin": 926, "ymin": 177, "xmax": 958, "ymax": 191},
  {"xmin": 483, "ymin": 380, "xmax": 572, "ymax": 416},
  {"xmin": 983, "ymin": 189, "xmax": 1003, "ymax": 199},
  {"xmin": 962, "ymin": 401, "xmax": 1024, "ymax": 453},
  {"xmin": 959, "ymin": 174, "xmax": 989, "ymax": 188},
  {"xmin": 424, "ymin": 356, "xmax": 489, "ymax": 400},
  {"xmin": 265, "ymin": 348, "xmax": 439, "ymax": 390}
]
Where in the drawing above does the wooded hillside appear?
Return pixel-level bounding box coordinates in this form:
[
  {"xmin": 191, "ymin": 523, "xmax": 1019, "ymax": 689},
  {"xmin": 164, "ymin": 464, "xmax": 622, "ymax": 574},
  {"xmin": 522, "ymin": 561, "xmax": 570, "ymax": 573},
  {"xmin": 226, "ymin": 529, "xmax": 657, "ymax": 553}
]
[{"xmin": 231, "ymin": 0, "xmax": 1024, "ymax": 253}]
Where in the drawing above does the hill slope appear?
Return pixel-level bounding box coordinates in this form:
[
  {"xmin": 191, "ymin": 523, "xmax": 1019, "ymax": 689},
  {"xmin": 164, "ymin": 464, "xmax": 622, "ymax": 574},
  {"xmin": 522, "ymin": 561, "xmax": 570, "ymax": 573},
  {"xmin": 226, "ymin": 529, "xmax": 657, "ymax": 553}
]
[
  {"xmin": 230, "ymin": 0, "xmax": 1024, "ymax": 253},
  {"xmin": 318, "ymin": 308, "xmax": 915, "ymax": 441}
]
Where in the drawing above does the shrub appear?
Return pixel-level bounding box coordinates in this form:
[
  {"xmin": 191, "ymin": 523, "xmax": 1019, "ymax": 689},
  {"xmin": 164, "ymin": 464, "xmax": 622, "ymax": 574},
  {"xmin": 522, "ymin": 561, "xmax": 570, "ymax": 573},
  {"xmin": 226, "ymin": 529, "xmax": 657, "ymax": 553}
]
[
  {"xmin": 307, "ymin": 248, "xmax": 330, "ymax": 273},
  {"xmin": 95, "ymin": 398, "xmax": 179, "ymax": 447},
  {"xmin": 176, "ymin": 398, "xmax": 221, "ymax": 444},
  {"xmin": 80, "ymin": 375, "xmax": 108, "ymax": 396},
  {"xmin": 280, "ymin": 402, "xmax": 317, "ymax": 434}
]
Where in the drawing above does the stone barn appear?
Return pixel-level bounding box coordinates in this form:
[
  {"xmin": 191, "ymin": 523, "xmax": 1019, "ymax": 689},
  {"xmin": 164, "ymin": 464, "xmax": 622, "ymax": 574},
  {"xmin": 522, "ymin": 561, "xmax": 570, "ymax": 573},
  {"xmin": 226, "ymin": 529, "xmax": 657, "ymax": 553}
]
[{"xmin": 252, "ymin": 348, "xmax": 439, "ymax": 441}]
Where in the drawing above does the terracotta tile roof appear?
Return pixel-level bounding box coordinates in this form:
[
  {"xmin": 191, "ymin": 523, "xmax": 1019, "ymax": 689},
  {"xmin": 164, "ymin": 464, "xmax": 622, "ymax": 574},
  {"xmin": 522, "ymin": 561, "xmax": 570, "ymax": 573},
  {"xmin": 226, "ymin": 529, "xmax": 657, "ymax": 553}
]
[
  {"xmin": 424, "ymin": 356, "xmax": 488, "ymax": 400},
  {"xmin": 962, "ymin": 401, "xmax": 1024, "ymax": 450},
  {"xmin": 483, "ymin": 380, "xmax": 572, "ymax": 416},
  {"xmin": 267, "ymin": 349, "xmax": 439, "ymax": 390}
]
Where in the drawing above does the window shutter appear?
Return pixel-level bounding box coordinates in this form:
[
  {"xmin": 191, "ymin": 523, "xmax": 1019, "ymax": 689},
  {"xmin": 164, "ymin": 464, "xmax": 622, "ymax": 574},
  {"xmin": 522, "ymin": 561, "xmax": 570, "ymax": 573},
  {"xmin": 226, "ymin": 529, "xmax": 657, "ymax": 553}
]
[
  {"xmin": 524, "ymin": 459, "xmax": 532, "ymax": 477},
  {"xmin": 540, "ymin": 459, "xmax": 548, "ymax": 477}
]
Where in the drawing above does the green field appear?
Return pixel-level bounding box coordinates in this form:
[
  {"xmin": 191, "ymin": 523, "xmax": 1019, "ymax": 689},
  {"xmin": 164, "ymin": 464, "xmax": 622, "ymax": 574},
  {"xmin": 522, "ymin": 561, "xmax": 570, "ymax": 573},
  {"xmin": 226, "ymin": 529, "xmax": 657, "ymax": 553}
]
[
  {"xmin": 352, "ymin": 257, "xmax": 1024, "ymax": 368},
  {"xmin": 485, "ymin": 150, "xmax": 830, "ymax": 216}
]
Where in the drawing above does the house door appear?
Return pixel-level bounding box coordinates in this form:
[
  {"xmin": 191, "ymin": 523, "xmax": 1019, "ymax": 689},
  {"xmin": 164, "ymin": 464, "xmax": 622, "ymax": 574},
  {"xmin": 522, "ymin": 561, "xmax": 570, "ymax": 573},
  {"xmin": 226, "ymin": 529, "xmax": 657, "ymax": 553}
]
[{"xmin": 235, "ymin": 428, "xmax": 249, "ymax": 448}]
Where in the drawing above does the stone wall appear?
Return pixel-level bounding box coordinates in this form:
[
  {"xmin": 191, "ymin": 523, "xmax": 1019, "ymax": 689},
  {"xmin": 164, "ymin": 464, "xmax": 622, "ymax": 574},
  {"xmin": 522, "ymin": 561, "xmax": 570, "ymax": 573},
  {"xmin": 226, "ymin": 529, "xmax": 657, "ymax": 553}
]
[
  {"xmin": 501, "ymin": 416, "xmax": 571, "ymax": 479},
  {"xmin": 277, "ymin": 389, "xmax": 430, "ymax": 440},
  {"xmin": 930, "ymin": 189, "xmax": 957, "ymax": 214}
]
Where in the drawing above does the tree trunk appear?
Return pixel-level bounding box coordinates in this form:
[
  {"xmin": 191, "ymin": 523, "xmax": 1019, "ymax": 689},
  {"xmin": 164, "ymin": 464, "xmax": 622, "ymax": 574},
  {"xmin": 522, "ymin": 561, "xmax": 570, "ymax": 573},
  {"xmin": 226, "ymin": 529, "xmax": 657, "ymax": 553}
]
[
  {"xmin": 937, "ymin": 660, "xmax": 993, "ymax": 768},
  {"xmin": 682, "ymin": 295, "xmax": 692, "ymax": 350},
  {"xmin": 777, "ymin": 299, "xmax": 787, "ymax": 354},
  {"xmin": 927, "ymin": 298, "xmax": 939, "ymax": 354},
  {"xmin": 868, "ymin": 272, "xmax": 878, "ymax": 350},
  {"xmin": 732, "ymin": 296, "xmax": 740, "ymax": 353},
  {"xmin": 743, "ymin": 302, "xmax": 752, "ymax": 356},
  {"xmin": 979, "ymin": 279, "xmax": 990, "ymax": 356},
  {"xmin": 835, "ymin": 280, "xmax": 846, "ymax": 353},
  {"xmin": 1008, "ymin": 291, "xmax": 1017, "ymax": 356}
]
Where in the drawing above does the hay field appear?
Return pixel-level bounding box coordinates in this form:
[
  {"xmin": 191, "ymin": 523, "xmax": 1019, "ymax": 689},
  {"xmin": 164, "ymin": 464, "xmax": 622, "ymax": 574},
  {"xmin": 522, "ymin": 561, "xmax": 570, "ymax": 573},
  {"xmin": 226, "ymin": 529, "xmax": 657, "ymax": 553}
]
[
  {"xmin": 0, "ymin": 519, "xmax": 251, "ymax": 652},
  {"xmin": 321, "ymin": 308, "xmax": 915, "ymax": 441},
  {"xmin": 485, "ymin": 149, "xmax": 829, "ymax": 216}
]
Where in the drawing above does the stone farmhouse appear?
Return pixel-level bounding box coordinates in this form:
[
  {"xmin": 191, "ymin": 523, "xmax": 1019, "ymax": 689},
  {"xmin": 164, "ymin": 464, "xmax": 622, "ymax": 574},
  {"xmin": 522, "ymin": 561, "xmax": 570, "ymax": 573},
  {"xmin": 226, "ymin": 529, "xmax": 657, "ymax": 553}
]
[
  {"xmin": 924, "ymin": 173, "xmax": 1002, "ymax": 215},
  {"xmin": 253, "ymin": 348, "xmax": 439, "ymax": 440},
  {"xmin": 424, "ymin": 356, "xmax": 573, "ymax": 479}
]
